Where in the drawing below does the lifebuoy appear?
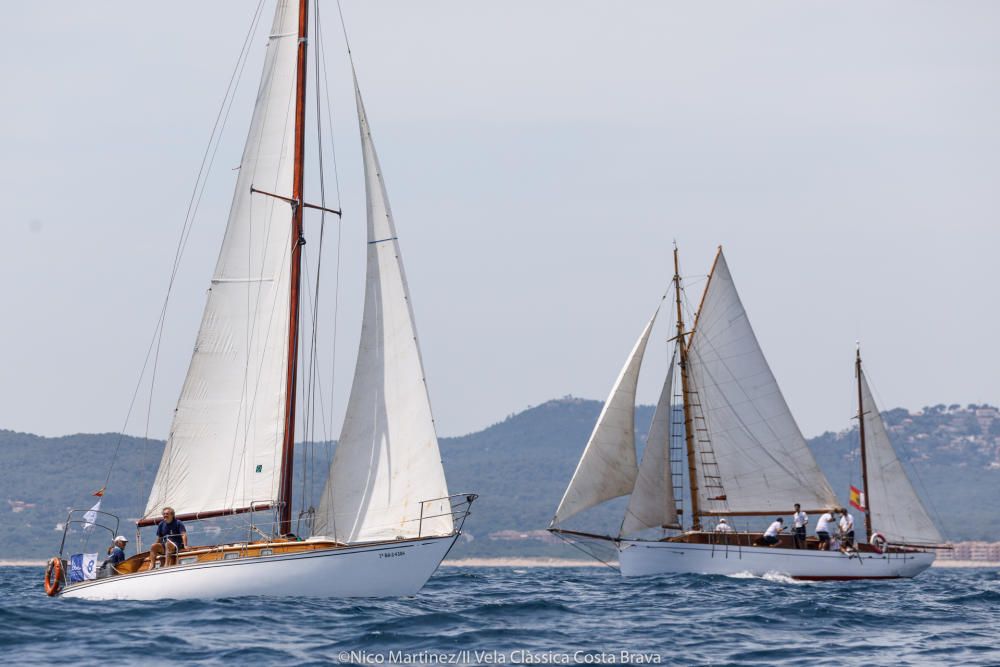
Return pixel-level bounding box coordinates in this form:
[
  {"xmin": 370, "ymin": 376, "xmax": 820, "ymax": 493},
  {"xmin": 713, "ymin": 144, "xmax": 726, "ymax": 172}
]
[
  {"xmin": 870, "ymin": 532, "xmax": 887, "ymax": 554},
  {"xmin": 44, "ymin": 557, "xmax": 63, "ymax": 596}
]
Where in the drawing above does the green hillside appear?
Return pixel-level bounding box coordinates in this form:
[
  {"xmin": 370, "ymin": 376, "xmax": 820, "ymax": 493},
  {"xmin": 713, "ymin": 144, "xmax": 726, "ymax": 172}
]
[{"xmin": 2, "ymin": 399, "xmax": 997, "ymax": 560}]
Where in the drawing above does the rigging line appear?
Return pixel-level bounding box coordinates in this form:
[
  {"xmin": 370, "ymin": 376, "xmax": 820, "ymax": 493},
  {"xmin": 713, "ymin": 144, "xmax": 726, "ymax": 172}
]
[
  {"xmin": 319, "ymin": 0, "xmax": 344, "ymax": 438},
  {"xmin": 111, "ymin": 0, "xmax": 267, "ymax": 509},
  {"xmin": 321, "ymin": 0, "xmax": 347, "ymax": 541},
  {"xmin": 551, "ymin": 532, "xmax": 621, "ymax": 573}
]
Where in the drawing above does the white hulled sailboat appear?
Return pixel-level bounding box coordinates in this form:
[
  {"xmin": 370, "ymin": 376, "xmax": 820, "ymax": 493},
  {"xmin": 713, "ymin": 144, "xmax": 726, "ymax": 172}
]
[
  {"xmin": 47, "ymin": 0, "xmax": 474, "ymax": 600},
  {"xmin": 549, "ymin": 246, "xmax": 943, "ymax": 580}
]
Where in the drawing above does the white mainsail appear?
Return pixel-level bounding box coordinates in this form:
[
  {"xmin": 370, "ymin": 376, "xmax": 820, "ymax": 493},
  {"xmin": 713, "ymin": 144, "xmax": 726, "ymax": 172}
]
[
  {"xmin": 685, "ymin": 250, "xmax": 837, "ymax": 514},
  {"xmin": 313, "ymin": 77, "xmax": 451, "ymax": 543},
  {"xmin": 621, "ymin": 347, "xmax": 679, "ymax": 536},
  {"xmin": 551, "ymin": 308, "xmax": 659, "ymax": 527},
  {"xmin": 144, "ymin": 1, "xmax": 300, "ymax": 520},
  {"xmin": 859, "ymin": 370, "xmax": 942, "ymax": 545}
]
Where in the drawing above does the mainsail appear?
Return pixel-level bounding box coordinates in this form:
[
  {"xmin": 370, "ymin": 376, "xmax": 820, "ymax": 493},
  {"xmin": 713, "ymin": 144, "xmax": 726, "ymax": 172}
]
[
  {"xmin": 551, "ymin": 308, "xmax": 659, "ymax": 527},
  {"xmin": 859, "ymin": 369, "xmax": 942, "ymax": 545},
  {"xmin": 144, "ymin": 1, "xmax": 300, "ymax": 520},
  {"xmin": 313, "ymin": 77, "xmax": 452, "ymax": 543},
  {"xmin": 621, "ymin": 348, "xmax": 679, "ymax": 536},
  {"xmin": 685, "ymin": 250, "xmax": 837, "ymax": 514}
]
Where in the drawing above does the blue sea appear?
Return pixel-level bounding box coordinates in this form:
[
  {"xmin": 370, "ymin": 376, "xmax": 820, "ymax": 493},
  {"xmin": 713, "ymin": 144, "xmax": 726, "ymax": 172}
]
[{"xmin": 2, "ymin": 565, "xmax": 998, "ymax": 666}]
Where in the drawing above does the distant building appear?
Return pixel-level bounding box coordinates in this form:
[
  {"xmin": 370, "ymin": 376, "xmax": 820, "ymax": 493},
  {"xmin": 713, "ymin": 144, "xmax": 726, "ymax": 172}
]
[{"xmin": 938, "ymin": 542, "xmax": 1000, "ymax": 562}]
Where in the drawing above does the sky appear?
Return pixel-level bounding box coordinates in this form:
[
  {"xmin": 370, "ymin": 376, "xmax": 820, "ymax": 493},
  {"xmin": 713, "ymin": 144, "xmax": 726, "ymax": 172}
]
[{"xmin": 1, "ymin": 1, "xmax": 999, "ymax": 442}]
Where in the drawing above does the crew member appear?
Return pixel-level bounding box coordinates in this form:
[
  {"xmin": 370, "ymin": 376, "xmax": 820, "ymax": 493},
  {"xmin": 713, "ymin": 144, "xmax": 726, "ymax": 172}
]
[
  {"xmin": 815, "ymin": 510, "xmax": 838, "ymax": 551},
  {"xmin": 148, "ymin": 506, "xmax": 188, "ymax": 567},
  {"xmin": 792, "ymin": 503, "xmax": 808, "ymax": 549},
  {"xmin": 761, "ymin": 518, "xmax": 784, "ymax": 546}
]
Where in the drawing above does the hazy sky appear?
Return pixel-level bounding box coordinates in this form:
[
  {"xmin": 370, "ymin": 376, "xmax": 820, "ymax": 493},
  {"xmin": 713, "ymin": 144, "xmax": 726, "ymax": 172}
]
[{"xmin": 2, "ymin": 2, "xmax": 998, "ymax": 442}]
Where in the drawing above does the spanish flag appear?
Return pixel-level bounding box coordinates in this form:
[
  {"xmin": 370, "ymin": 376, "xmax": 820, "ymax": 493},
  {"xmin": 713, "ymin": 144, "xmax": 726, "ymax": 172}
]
[
  {"xmin": 92, "ymin": 487, "xmax": 105, "ymax": 498},
  {"xmin": 849, "ymin": 485, "xmax": 866, "ymax": 511}
]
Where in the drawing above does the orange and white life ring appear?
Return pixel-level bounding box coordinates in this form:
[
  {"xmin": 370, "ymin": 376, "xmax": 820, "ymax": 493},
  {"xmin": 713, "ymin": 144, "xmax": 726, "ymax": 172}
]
[
  {"xmin": 870, "ymin": 532, "xmax": 887, "ymax": 554},
  {"xmin": 44, "ymin": 557, "xmax": 63, "ymax": 596}
]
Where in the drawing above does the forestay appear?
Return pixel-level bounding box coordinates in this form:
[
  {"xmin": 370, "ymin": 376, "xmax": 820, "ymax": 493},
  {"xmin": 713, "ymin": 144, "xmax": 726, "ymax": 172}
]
[
  {"xmin": 551, "ymin": 308, "xmax": 659, "ymax": 527},
  {"xmin": 144, "ymin": 1, "xmax": 300, "ymax": 520},
  {"xmin": 621, "ymin": 347, "xmax": 679, "ymax": 536},
  {"xmin": 860, "ymin": 371, "xmax": 943, "ymax": 545},
  {"xmin": 685, "ymin": 251, "xmax": 838, "ymax": 514},
  {"xmin": 313, "ymin": 77, "xmax": 452, "ymax": 543}
]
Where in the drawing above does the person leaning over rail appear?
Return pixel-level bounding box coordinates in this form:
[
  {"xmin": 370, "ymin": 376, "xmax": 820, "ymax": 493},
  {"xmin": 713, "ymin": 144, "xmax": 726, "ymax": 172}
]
[
  {"xmin": 147, "ymin": 507, "xmax": 188, "ymax": 568},
  {"xmin": 759, "ymin": 518, "xmax": 784, "ymax": 546},
  {"xmin": 815, "ymin": 510, "xmax": 838, "ymax": 551},
  {"xmin": 99, "ymin": 535, "xmax": 129, "ymax": 578}
]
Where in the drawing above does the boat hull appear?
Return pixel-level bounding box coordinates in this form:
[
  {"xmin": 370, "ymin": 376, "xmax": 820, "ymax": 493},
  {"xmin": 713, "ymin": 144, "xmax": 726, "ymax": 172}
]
[
  {"xmin": 618, "ymin": 539, "xmax": 935, "ymax": 580},
  {"xmin": 59, "ymin": 534, "xmax": 457, "ymax": 600}
]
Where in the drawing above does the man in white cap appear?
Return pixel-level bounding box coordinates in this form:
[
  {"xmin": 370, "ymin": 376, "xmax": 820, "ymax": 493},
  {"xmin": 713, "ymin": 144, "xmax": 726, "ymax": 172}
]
[
  {"xmin": 100, "ymin": 535, "xmax": 128, "ymax": 577},
  {"xmin": 714, "ymin": 518, "xmax": 734, "ymax": 533}
]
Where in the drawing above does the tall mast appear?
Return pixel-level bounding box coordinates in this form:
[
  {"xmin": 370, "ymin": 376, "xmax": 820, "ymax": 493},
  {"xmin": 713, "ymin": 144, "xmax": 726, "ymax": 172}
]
[
  {"xmin": 278, "ymin": 0, "xmax": 309, "ymax": 536},
  {"xmin": 855, "ymin": 346, "xmax": 873, "ymax": 542},
  {"xmin": 673, "ymin": 246, "xmax": 701, "ymax": 531}
]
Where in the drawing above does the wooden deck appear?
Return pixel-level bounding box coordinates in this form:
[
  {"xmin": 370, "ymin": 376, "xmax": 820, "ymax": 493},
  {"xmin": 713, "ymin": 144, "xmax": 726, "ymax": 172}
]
[{"xmin": 114, "ymin": 537, "xmax": 349, "ymax": 574}]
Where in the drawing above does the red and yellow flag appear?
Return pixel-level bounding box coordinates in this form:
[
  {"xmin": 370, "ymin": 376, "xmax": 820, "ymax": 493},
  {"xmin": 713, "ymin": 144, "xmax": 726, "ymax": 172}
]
[
  {"xmin": 92, "ymin": 487, "xmax": 105, "ymax": 498},
  {"xmin": 849, "ymin": 485, "xmax": 865, "ymax": 511}
]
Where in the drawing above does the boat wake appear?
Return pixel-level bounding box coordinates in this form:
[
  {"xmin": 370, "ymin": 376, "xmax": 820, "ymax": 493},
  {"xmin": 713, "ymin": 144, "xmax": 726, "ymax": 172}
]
[{"xmin": 725, "ymin": 571, "xmax": 808, "ymax": 585}]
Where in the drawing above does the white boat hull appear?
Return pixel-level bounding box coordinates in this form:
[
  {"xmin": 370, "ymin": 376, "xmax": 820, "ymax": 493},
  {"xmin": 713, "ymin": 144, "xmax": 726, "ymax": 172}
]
[
  {"xmin": 618, "ymin": 539, "xmax": 934, "ymax": 580},
  {"xmin": 59, "ymin": 534, "xmax": 457, "ymax": 600}
]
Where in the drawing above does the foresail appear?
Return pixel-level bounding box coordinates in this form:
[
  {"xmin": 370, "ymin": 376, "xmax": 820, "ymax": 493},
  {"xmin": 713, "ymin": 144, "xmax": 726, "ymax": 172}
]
[
  {"xmin": 551, "ymin": 308, "xmax": 658, "ymax": 527},
  {"xmin": 860, "ymin": 371, "xmax": 942, "ymax": 545},
  {"xmin": 313, "ymin": 76, "xmax": 451, "ymax": 543},
  {"xmin": 144, "ymin": 1, "xmax": 300, "ymax": 520},
  {"xmin": 685, "ymin": 250, "xmax": 837, "ymax": 515},
  {"xmin": 621, "ymin": 348, "xmax": 679, "ymax": 536}
]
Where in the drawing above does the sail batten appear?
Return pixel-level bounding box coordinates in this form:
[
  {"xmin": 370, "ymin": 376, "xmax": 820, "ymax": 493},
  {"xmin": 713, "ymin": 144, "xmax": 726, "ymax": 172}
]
[
  {"xmin": 551, "ymin": 308, "xmax": 659, "ymax": 528},
  {"xmin": 859, "ymin": 370, "xmax": 943, "ymax": 545},
  {"xmin": 685, "ymin": 251, "xmax": 838, "ymax": 515},
  {"xmin": 312, "ymin": 75, "xmax": 452, "ymax": 543},
  {"xmin": 144, "ymin": 1, "xmax": 300, "ymax": 521}
]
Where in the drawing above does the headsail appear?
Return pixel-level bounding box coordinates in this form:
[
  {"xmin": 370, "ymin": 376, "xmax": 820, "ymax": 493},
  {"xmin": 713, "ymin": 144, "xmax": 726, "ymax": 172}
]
[
  {"xmin": 313, "ymin": 76, "xmax": 451, "ymax": 543},
  {"xmin": 144, "ymin": 1, "xmax": 300, "ymax": 521},
  {"xmin": 859, "ymin": 369, "xmax": 942, "ymax": 545},
  {"xmin": 621, "ymin": 347, "xmax": 679, "ymax": 536},
  {"xmin": 685, "ymin": 250, "xmax": 837, "ymax": 515},
  {"xmin": 551, "ymin": 308, "xmax": 659, "ymax": 527}
]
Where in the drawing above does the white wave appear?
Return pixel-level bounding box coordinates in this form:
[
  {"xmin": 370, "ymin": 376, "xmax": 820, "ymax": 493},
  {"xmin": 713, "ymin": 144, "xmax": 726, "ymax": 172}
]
[{"xmin": 724, "ymin": 570, "xmax": 809, "ymax": 585}]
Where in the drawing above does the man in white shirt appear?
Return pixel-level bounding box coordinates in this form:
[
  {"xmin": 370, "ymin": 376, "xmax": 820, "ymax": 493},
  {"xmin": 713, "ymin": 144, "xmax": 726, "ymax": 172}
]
[
  {"xmin": 714, "ymin": 518, "xmax": 734, "ymax": 534},
  {"xmin": 760, "ymin": 518, "xmax": 784, "ymax": 546},
  {"xmin": 838, "ymin": 509, "xmax": 856, "ymax": 550},
  {"xmin": 792, "ymin": 503, "xmax": 808, "ymax": 549},
  {"xmin": 815, "ymin": 510, "xmax": 838, "ymax": 551}
]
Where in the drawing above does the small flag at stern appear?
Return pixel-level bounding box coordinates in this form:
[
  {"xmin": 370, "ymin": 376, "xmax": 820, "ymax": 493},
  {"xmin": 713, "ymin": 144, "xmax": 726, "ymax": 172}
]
[{"xmin": 849, "ymin": 485, "xmax": 866, "ymax": 511}]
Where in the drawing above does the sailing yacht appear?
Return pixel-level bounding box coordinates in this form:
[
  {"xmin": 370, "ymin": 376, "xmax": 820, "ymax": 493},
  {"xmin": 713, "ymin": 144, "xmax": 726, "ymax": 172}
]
[
  {"xmin": 549, "ymin": 246, "xmax": 943, "ymax": 580},
  {"xmin": 46, "ymin": 0, "xmax": 475, "ymax": 600}
]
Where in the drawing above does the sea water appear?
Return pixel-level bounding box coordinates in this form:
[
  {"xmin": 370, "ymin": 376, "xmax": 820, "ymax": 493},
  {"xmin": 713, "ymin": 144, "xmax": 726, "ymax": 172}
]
[{"xmin": 1, "ymin": 565, "xmax": 997, "ymax": 666}]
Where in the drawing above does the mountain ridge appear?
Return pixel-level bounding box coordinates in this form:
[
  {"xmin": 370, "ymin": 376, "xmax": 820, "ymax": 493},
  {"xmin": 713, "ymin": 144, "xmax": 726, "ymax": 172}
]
[{"xmin": 2, "ymin": 397, "xmax": 997, "ymax": 559}]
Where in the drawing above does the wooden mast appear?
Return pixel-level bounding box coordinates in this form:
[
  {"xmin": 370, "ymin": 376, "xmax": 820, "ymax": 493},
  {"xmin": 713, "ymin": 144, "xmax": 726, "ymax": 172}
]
[
  {"xmin": 673, "ymin": 246, "xmax": 701, "ymax": 531},
  {"xmin": 855, "ymin": 346, "xmax": 874, "ymax": 542},
  {"xmin": 278, "ymin": 0, "xmax": 309, "ymax": 536}
]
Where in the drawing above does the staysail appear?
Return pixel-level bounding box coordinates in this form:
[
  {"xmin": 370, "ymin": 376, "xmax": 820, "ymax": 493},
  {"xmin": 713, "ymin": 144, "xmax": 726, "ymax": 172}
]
[
  {"xmin": 313, "ymin": 76, "xmax": 452, "ymax": 543},
  {"xmin": 859, "ymin": 369, "xmax": 942, "ymax": 545},
  {"xmin": 685, "ymin": 250, "xmax": 838, "ymax": 515},
  {"xmin": 144, "ymin": 1, "xmax": 300, "ymax": 521},
  {"xmin": 551, "ymin": 308, "xmax": 659, "ymax": 527},
  {"xmin": 621, "ymin": 347, "xmax": 679, "ymax": 536}
]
